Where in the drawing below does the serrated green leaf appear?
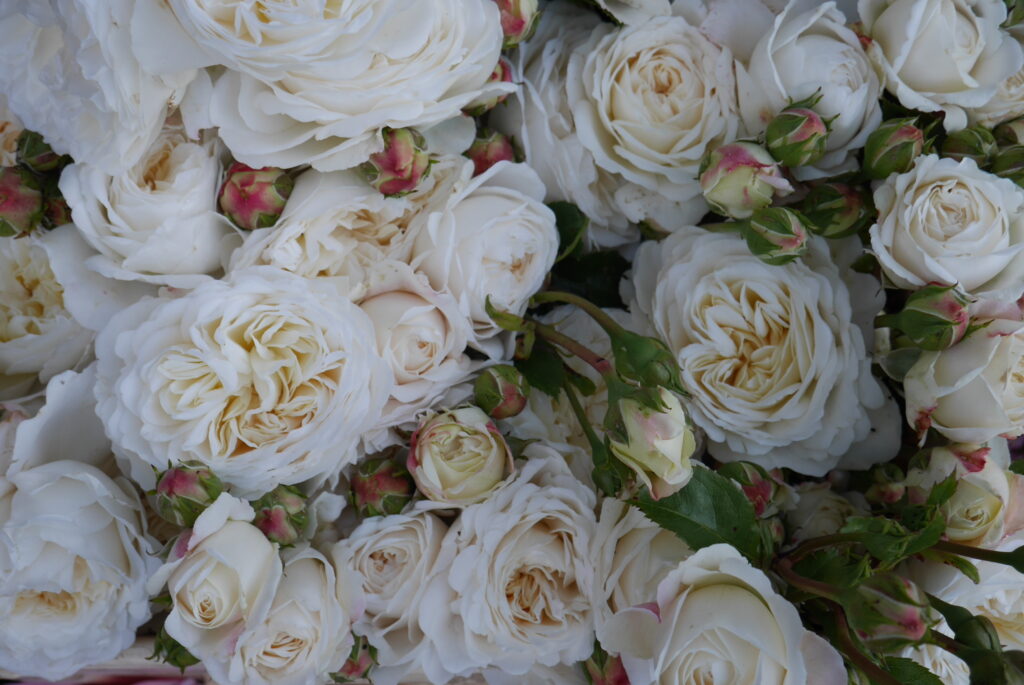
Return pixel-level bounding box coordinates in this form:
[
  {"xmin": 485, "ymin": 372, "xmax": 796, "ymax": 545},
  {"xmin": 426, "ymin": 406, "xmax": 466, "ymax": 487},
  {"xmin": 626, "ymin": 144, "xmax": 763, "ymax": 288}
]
[
  {"xmin": 839, "ymin": 515, "xmax": 944, "ymax": 564},
  {"xmin": 882, "ymin": 656, "xmax": 944, "ymax": 684},
  {"xmin": 792, "ymin": 548, "xmax": 871, "ymax": 590},
  {"xmin": 515, "ymin": 340, "xmax": 566, "ymax": 398},
  {"xmin": 927, "ymin": 473, "xmax": 959, "ymax": 507}
]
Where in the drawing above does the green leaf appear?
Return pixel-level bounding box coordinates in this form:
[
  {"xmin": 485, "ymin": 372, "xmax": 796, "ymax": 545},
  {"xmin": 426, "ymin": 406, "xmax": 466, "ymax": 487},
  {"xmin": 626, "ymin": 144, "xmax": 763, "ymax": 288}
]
[
  {"xmin": 792, "ymin": 548, "xmax": 871, "ymax": 591},
  {"xmin": 550, "ymin": 250, "xmax": 630, "ymax": 309},
  {"xmin": 633, "ymin": 465, "xmax": 763, "ymax": 563},
  {"xmin": 149, "ymin": 626, "xmax": 200, "ymax": 673},
  {"xmin": 1011, "ymin": 461, "xmax": 1024, "ymax": 476},
  {"xmin": 839, "ymin": 515, "xmax": 944, "ymax": 564},
  {"xmin": 549, "ymin": 201, "xmax": 589, "ymax": 262},
  {"xmin": 927, "ymin": 473, "xmax": 959, "ymax": 507},
  {"xmin": 882, "ymin": 656, "xmax": 944, "ymax": 684},
  {"xmin": 514, "ymin": 340, "xmax": 566, "ymax": 398},
  {"xmin": 565, "ymin": 366, "xmax": 597, "ymax": 396}
]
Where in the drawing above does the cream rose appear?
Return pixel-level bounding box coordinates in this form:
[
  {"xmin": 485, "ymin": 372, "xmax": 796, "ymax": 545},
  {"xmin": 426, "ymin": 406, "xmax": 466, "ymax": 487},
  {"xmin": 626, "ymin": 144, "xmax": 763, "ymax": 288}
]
[
  {"xmin": 0, "ymin": 95, "xmax": 22, "ymax": 167},
  {"xmin": 859, "ymin": 0, "xmax": 1024, "ymax": 131},
  {"xmin": 409, "ymin": 161, "xmax": 557, "ymax": 357},
  {"xmin": 332, "ymin": 509, "xmax": 448, "ymax": 685},
  {"xmin": 94, "ymin": 266, "xmax": 392, "ymax": 496},
  {"xmin": 968, "ymin": 30, "xmax": 1024, "ymax": 127},
  {"xmin": 870, "ymin": 155, "xmax": 1024, "ymax": 299},
  {"xmin": 786, "ymin": 483, "xmax": 867, "ymax": 544},
  {"xmin": 629, "ymin": 225, "xmax": 891, "ymax": 475},
  {"xmin": 0, "ymin": 0, "xmax": 194, "ymax": 175},
  {"xmin": 418, "ymin": 450, "xmax": 597, "ymax": 682},
  {"xmin": 59, "ymin": 121, "xmax": 235, "ymax": 287},
  {"xmin": 905, "ymin": 318, "xmax": 1024, "ymax": 444},
  {"xmin": 599, "ymin": 544, "xmax": 847, "ymax": 685},
  {"xmin": 738, "ymin": 0, "xmax": 882, "ymax": 178}
]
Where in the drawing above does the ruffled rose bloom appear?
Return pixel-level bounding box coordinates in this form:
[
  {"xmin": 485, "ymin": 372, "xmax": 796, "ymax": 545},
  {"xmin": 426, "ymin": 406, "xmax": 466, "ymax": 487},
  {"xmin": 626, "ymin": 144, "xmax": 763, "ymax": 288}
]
[
  {"xmin": 629, "ymin": 225, "xmax": 891, "ymax": 475},
  {"xmin": 0, "ymin": 0, "xmax": 195, "ymax": 175},
  {"xmin": 738, "ymin": 0, "xmax": 882, "ymax": 178},
  {"xmin": 968, "ymin": 43, "xmax": 1024, "ymax": 127},
  {"xmin": 94, "ymin": 266, "xmax": 392, "ymax": 496},
  {"xmin": 417, "ymin": 450, "xmax": 597, "ymax": 682},
  {"xmin": 0, "ymin": 461, "xmax": 157, "ymax": 681},
  {"xmin": 331, "ymin": 509, "xmax": 449, "ymax": 685},
  {"xmin": 59, "ymin": 121, "xmax": 235, "ymax": 287},
  {"xmin": 409, "ymin": 161, "xmax": 558, "ymax": 357},
  {"xmin": 905, "ymin": 318, "xmax": 1024, "ymax": 444},
  {"xmin": 594, "ymin": 0, "xmax": 671, "ymax": 24},
  {"xmin": 870, "ymin": 155, "xmax": 1024, "ymax": 300},
  {"xmin": 858, "ymin": 0, "xmax": 1024, "ymax": 131},
  {"xmin": 599, "ymin": 544, "xmax": 847, "ymax": 685}
]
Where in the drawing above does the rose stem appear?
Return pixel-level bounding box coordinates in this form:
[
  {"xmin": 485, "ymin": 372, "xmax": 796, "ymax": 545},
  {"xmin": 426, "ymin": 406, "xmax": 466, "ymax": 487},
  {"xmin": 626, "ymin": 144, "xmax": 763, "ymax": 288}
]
[
  {"xmin": 933, "ymin": 540, "xmax": 1024, "ymax": 568},
  {"xmin": 530, "ymin": 290, "xmax": 627, "ymax": 336},
  {"xmin": 784, "ymin": 533, "xmax": 865, "ymax": 563},
  {"xmin": 833, "ymin": 606, "xmax": 903, "ymax": 685},
  {"xmin": 530, "ymin": 320, "xmax": 614, "ymax": 377}
]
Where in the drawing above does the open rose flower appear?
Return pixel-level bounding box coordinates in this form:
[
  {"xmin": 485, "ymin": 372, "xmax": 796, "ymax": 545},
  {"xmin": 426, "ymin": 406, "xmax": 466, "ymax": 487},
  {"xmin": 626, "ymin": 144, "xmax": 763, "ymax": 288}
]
[
  {"xmin": 94, "ymin": 266, "xmax": 392, "ymax": 496},
  {"xmin": 599, "ymin": 544, "xmax": 847, "ymax": 685},
  {"xmin": 60, "ymin": 121, "xmax": 235, "ymax": 287}
]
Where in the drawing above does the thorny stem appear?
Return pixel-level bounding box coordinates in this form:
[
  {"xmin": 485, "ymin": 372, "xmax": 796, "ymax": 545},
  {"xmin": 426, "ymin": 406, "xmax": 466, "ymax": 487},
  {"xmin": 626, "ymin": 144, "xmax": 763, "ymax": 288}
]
[{"xmin": 785, "ymin": 533, "xmax": 866, "ymax": 563}]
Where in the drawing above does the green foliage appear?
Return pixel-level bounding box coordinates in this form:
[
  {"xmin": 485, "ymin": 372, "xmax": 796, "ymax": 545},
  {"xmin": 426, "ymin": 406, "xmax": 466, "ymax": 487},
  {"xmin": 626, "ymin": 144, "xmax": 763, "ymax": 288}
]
[
  {"xmin": 881, "ymin": 657, "xmax": 944, "ymax": 684},
  {"xmin": 514, "ymin": 340, "xmax": 565, "ymax": 398}
]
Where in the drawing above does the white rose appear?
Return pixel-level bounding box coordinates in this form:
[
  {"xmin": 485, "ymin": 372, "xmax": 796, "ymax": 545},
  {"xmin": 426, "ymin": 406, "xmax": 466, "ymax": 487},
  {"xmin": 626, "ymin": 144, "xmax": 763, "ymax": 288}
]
[
  {"xmin": 968, "ymin": 27, "xmax": 1024, "ymax": 127},
  {"xmin": 594, "ymin": 0, "xmax": 671, "ymax": 24},
  {"xmin": 95, "ymin": 266, "xmax": 393, "ymax": 496},
  {"xmin": 870, "ymin": 155, "xmax": 1024, "ymax": 299},
  {"xmin": 859, "ymin": 0, "xmax": 1024, "ymax": 131},
  {"xmin": 59, "ymin": 121, "xmax": 235, "ymax": 288},
  {"xmin": 332, "ymin": 509, "xmax": 448, "ymax": 685},
  {"xmin": 600, "ymin": 544, "xmax": 847, "ymax": 685},
  {"xmin": 786, "ymin": 483, "xmax": 866, "ymax": 543},
  {"xmin": 0, "ymin": 0, "xmax": 194, "ymax": 175},
  {"xmin": 905, "ymin": 318, "xmax": 1024, "ymax": 444},
  {"xmin": 409, "ymin": 162, "xmax": 558, "ymax": 357},
  {"xmin": 738, "ymin": 1, "xmax": 882, "ymax": 178},
  {"xmin": 0, "ymin": 95, "xmax": 22, "ymax": 167},
  {"xmin": 0, "ymin": 461, "xmax": 157, "ymax": 680},
  {"xmin": 418, "ymin": 450, "xmax": 597, "ymax": 682},
  {"xmin": 629, "ymin": 226, "xmax": 891, "ymax": 475}
]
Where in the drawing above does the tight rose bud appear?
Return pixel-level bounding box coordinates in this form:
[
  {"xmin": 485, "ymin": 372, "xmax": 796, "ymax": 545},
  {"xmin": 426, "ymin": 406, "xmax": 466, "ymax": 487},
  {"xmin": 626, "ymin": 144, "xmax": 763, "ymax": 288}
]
[
  {"xmin": 699, "ymin": 142, "xmax": 793, "ymax": 219},
  {"xmin": 463, "ymin": 58, "xmax": 514, "ymax": 117},
  {"xmin": 609, "ymin": 388, "xmax": 696, "ymax": 500},
  {"xmin": 350, "ymin": 454, "xmax": 414, "ymax": 517},
  {"xmin": 155, "ymin": 462, "xmax": 225, "ymax": 528},
  {"xmin": 584, "ymin": 648, "xmax": 629, "ymax": 685},
  {"xmin": 879, "ymin": 284, "xmax": 971, "ymax": 351},
  {"xmin": 359, "ymin": 127, "xmax": 431, "ymax": 197},
  {"xmin": 474, "ymin": 364, "xmax": 529, "ymax": 419},
  {"xmin": 865, "ymin": 464, "xmax": 907, "ymax": 505},
  {"xmin": 0, "ymin": 167, "xmax": 43, "ymax": 237},
  {"xmin": 846, "ymin": 574, "xmax": 936, "ymax": 649},
  {"xmin": 995, "ymin": 117, "xmax": 1024, "ymax": 146},
  {"xmin": 863, "ymin": 118, "xmax": 925, "ymax": 180},
  {"xmin": 465, "ymin": 129, "xmax": 517, "ymax": 177},
  {"xmin": 941, "ymin": 125, "xmax": 998, "ymax": 166},
  {"xmin": 218, "ymin": 162, "xmax": 293, "ymax": 230},
  {"xmin": 252, "ymin": 484, "xmax": 308, "ymax": 546},
  {"xmin": 992, "ymin": 144, "xmax": 1024, "ymax": 186},
  {"xmin": 331, "ymin": 635, "xmax": 376, "ymax": 683},
  {"xmin": 765, "ymin": 107, "xmax": 830, "ymax": 168},
  {"xmin": 409, "ymin": 406, "xmax": 514, "ymax": 506},
  {"xmin": 719, "ymin": 462, "xmax": 785, "ymax": 518},
  {"xmin": 798, "ymin": 182, "xmax": 874, "ymax": 239},
  {"xmin": 15, "ymin": 130, "xmax": 68, "ymax": 174},
  {"xmin": 496, "ymin": 0, "xmax": 540, "ymax": 49},
  {"xmin": 742, "ymin": 207, "xmax": 809, "ymax": 266}
]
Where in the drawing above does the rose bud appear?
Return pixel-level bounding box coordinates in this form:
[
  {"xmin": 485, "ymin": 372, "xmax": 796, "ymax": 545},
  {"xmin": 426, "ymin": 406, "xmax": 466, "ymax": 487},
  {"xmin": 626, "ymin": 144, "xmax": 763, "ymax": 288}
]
[
  {"xmin": 940, "ymin": 125, "xmax": 998, "ymax": 166},
  {"xmin": 350, "ymin": 454, "xmax": 414, "ymax": 517},
  {"xmin": 718, "ymin": 462, "xmax": 786, "ymax": 518},
  {"xmin": 358, "ymin": 127, "xmax": 431, "ymax": 197},
  {"xmin": 495, "ymin": 0, "xmax": 540, "ymax": 49},
  {"xmin": 584, "ymin": 649, "xmax": 629, "ymax": 685},
  {"xmin": 474, "ymin": 364, "xmax": 529, "ymax": 419},
  {"xmin": 154, "ymin": 461, "xmax": 225, "ymax": 528},
  {"xmin": 741, "ymin": 207, "xmax": 809, "ymax": 266},
  {"xmin": 698, "ymin": 142, "xmax": 793, "ymax": 219},
  {"xmin": 463, "ymin": 58, "xmax": 514, "ymax": 117},
  {"xmin": 798, "ymin": 182, "xmax": 875, "ymax": 239},
  {"xmin": 609, "ymin": 388, "xmax": 696, "ymax": 500},
  {"xmin": 0, "ymin": 166, "xmax": 44, "ymax": 237},
  {"xmin": 465, "ymin": 129, "xmax": 518, "ymax": 177},
  {"xmin": 42, "ymin": 191, "xmax": 72, "ymax": 228},
  {"xmin": 992, "ymin": 144, "xmax": 1024, "ymax": 186},
  {"xmin": 15, "ymin": 130, "xmax": 68, "ymax": 174},
  {"xmin": 332, "ymin": 635, "xmax": 377, "ymax": 683},
  {"xmin": 995, "ymin": 116, "xmax": 1024, "ymax": 146},
  {"xmin": 765, "ymin": 106, "xmax": 830, "ymax": 168},
  {"xmin": 845, "ymin": 574, "xmax": 936, "ymax": 650},
  {"xmin": 218, "ymin": 162, "xmax": 294, "ymax": 230},
  {"xmin": 408, "ymin": 406, "xmax": 514, "ymax": 506},
  {"xmin": 879, "ymin": 283, "xmax": 971, "ymax": 351},
  {"xmin": 863, "ymin": 117, "xmax": 925, "ymax": 180},
  {"xmin": 865, "ymin": 463, "xmax": 907, "ymax": 505},
  {"xmin": 252, "ymin": 484, "xmax": 308, "ymax": 546}
]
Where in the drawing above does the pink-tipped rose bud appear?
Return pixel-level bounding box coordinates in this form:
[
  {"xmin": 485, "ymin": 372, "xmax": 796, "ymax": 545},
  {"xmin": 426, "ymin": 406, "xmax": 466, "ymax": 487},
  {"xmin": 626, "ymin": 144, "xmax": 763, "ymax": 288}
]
[
  {"xmin": 742, "ymin": 207, "xmax": 809, "ymax": 266},
  {"xmin": 584, "ymin": 650, "xmax": 630, "ymax": 685},
  {"xmin": 495, "ymin": 0, "xmax": 540, "ymax": 49},
  {"xmin": 719, "ymin": 462, "xmax": 785, "ymax": 518},
  {"xmin": 331, "ymin": 636, "xmax": 376, "ymax": 683},
  {"xmin": 16, "ymin": 130, "xmax": 68, "ymax": 174},
  {"xmin": 863, "ymin": 117, "xmax": 925, "ymax": 180},
  {"xmin": 465, "ymin": 129, "xmax": 518, "ymax": 177},
  {"xmin": 464, "ymin": 58, "xmax": 514, "ymax": 117},
  {"xmin": 218, "ymin": 162, "xmax": 294, "ymax": 230},
  {"xmin": 798, "ymin": 182, "xmax": 875, "ymax": 239},
  {"xmin": 940, "ymin": 125, "xmax": 997, "ymax": 166},
  {"xmin": 350, "ymin": 454, "xmax": 414, "ymax": 518},
  {"xmin": 358, "ymin": 127, "xmax": 431, "ymax": 197},
  {"xmin": 252, "ymin": 484, "xmax": 308, "ymax": 546},
  {"xmin": 880, "ymin": 283, "xmax": 971, "ymax": 351},
  {"xmin": 155, "ymin": 462, "xmax": 225, "ymax": 528},
  {"xmin": 765, "ymin": 106, "xmax": 830, "ymax": 168},
  {"xmin": 995, "ymin": 116, "xmax": 1024, "ymax": 146},
  {"xmin": 698, "ymin": 142, "xmax": 792, "ymax": 219},
  {"xmin": 474, "ymin": 364, "xmax": 529, "ymax": 419},
  {"xmin": 846, "ymin": 574, "xmax": 936, "ymax": 649},
  {"xmin": 0, "ymin": 167, "xmax": 43, "ymax": 237}
]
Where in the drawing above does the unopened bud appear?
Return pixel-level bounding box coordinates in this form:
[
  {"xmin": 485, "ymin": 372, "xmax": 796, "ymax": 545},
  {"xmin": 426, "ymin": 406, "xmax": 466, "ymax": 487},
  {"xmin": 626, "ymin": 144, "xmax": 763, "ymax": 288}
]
[
  {"xmin": 995, "ymin": 116, "xmax": 1024, "ymax": 146},
  {"xmin": 42, "ymin": 192, "xmax": 72, "ymax": 229},
  {"xmin": 464, "ymin": 58, "xmax": 514, "ymax": 117},
  {"xmin": 331, "ymin": 635, "xmax": 377, "ymax": 683},
  {"xmin": 252, "ymin": 484, "xmax": 308, "ymax": 546},
  {"xmin": 846, "ymin": 574, "xmax": 936, "ymax": 649},
  {"xmin": 742, "ymin": 207, "xmax": 809, "ymax": 266},
  {"xmin": 584, "ymin": 649, "xmax": 629, "ymax": 685},
  {"xmin": 992, "ymin": 144, "xmax": 1024, "ymax": 186},
  {"xmin": 350, "ymin": 454, "xmax": 414, "ymax": 517},
  {"xmin": 941, "ymin": 125, "xmax": 997, "ymax": 165},
  {"xmin": 0, "ymin": 167, "xmax": 43, "ymax": 237},
  {"xmin": 155, "ymin": 462, "xmax": 225, "ymax": 528},
  {"xmin": 465, "ymin": 129, "xmax": 518, "ymax": 177},
  {"xmin": 474, "ymin": 364, "xmax": 529, "ymax": 419},
  {"xmin": 699, "ymin": 142, "xmax": 792, "ymax": 219},
  {"xmin": 218, "ymin": 162, "xmax": 293, "ymax": 230},
  {"xmin": 609, "ymin": 389, "xmax": 696, "ymax": 500},
  {"xmin": 609, "ymin": 329, "xmax": 685, "ymax": 396},
  {"xmin": 15, "ymin": 130, "xmax": 68, "ymax": 174},
  {"xmin": 495, "ymin": 0, "xmax": 540, "ymax": 49},
  {"xmin": 719, "ymin": 462, "xmax": 780, "ymax": 517},
  {"xmin": 863, "ymin": 118, "xmax": 925, "ymax": 180},
  {"xmin": 798, "ymin": 182, "xmax": 875, "ymax": 239},
  {"xmin": 359, "ymin": 128, "xmax": 431, "ymax": 197},
  {"xmin": 765, "ymin": 107, "xmax": 830, "ymax": 168},
  {"xmin": 881, "ymin": 284, "xmax": 971, "ymax": 351}
]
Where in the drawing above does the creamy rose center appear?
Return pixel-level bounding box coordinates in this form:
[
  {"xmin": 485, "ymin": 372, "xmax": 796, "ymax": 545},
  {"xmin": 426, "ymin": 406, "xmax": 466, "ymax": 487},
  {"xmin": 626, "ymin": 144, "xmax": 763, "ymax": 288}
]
[{"xmin": 0, "ymin": 242, "xmax": 66, "ymax": 342}]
